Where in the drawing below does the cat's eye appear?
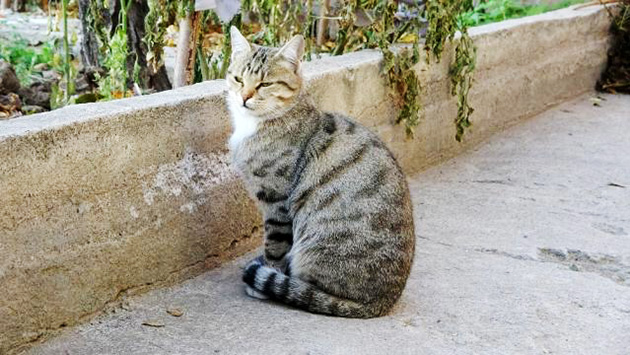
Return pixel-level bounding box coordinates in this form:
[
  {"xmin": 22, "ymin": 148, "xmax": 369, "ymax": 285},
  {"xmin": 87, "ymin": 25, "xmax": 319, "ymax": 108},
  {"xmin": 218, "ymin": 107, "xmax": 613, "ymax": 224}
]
[
  {"xmin": 257, "ymin": 82, "xmax": 273, "ymax": 89},
  {"xmin": 233, "ymin": 76, "xmax": 243, "ymax": 84}
]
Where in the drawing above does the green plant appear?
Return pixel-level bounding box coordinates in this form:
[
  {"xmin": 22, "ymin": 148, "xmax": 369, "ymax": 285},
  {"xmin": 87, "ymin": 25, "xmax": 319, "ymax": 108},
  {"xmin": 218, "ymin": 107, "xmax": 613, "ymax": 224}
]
[
  {"xmin": 325, "ymin": 1, "xmax": 424, "ymax": 136},
  {"xmin": 98, "ymin": 27, "xmax": 129, "ymax": 100},
  {"xmin": 450, "ymin": 27, "xmax": 476, "ymax": 141},
  {"xmin": 460, "ymin": 0, "xmax": 585, "ymax": 27},
  {"xmin": 241, "ymin": 0, "xmax": 476, "ymax": 140},
  {"xmin": 242, "ymin": 0, "xmax": 314, "ymax": 49},
  {"xmin": 61, "ymin": 0, "xmax": 74, "ymax": 101},
  {"xmin": 144, "ymin": 0, "xmax": 177, "ymax": 77},
  {"xmin": 11, "ymin": 0, "xmax": 481, "ymax": 140},
  {"xmin": 88, "ymin": 0, "xmax": 112, "ymax": 55},
  {"xmin": 376, "ymin": 0, "xmax": 424, "ymax": 137},
  {"xmin": 0, "ymin": 36, "xmax": 56, "ymax": 85},
  {"xmin": 98, "ymin": 0, "xmax": 134, "ymax": 100}
]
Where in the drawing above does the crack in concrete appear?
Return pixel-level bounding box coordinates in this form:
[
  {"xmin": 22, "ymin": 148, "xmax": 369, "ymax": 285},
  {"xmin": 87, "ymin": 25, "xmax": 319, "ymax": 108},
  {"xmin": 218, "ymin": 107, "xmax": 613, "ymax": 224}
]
[
  {"xmin": 592, "ymin": 222, "xmax": 628, "ymax": 236},
  {"xmin": 471, "ymin": 179, "xmax": 513, "ymax": 185},
  {"xmin": 474, "ymin": 248, "xmax": 537, "ymax": 262},
  {"xmin": 417, "ymin": 236, "xmax": 630, "ymax": 288},
  {"xmin": 417, "ymin": 235, "xmax": 455, "ymax": 248},
  {"xmin": 538, "ymin": 248, "xmax": 630, "ymax": 287}
]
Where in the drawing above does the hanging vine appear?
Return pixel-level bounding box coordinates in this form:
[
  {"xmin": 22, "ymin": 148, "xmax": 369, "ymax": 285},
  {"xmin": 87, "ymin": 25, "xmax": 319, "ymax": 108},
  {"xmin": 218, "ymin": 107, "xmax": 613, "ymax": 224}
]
[
  {"xmin": 144, "ymin": 0, "xmax": 177, "ymax": 77},
  {"xmin": 241, "ymin": 0, "xmax": 314, "ymax": 50},
  {"xmin": 327, "ymin": 0, "xmax": 476, "ymax": 139},
  {"xmin": 376, "ymin": 0, "xmax": 424, "ymax": 137},
  {"xmin": 87, "ymin": 0, "xmax": 112, "ymax": 55},
  {"xmin": 424, "ymin": 0, "xmax": 476, "ymax": 141},
  {"xmin": 97, "ymin": 0, "xmax": 133, "ymax": 99},
  {"xmin": 450, "ymin": 28, "xmax": 476, "ymax": 141}
]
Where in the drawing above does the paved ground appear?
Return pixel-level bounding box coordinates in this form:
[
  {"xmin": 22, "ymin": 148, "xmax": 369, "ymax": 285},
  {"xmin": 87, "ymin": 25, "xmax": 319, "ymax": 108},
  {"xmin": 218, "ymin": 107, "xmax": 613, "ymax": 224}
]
[
  {"xmin": 0, "ymin": 11, "xmax": 80, "ymax": 43},
  {"xmin": 28, "ymin": 94, "xmax": 630, "ymax": 355}
]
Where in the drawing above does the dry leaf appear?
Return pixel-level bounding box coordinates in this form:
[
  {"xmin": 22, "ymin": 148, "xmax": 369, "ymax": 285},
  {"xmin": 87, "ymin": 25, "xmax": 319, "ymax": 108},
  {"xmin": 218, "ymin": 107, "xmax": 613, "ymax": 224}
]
[
  {"xmin": 142, "ymin": 319, "xmax": 165, "ymax": 327},
  {"xmin": 398, "ymin": 33, "xmax": 418, "ymax": 44},
  {"xmin": 167, "ymin": 308, "xmax": 184, "ymax": 317}
]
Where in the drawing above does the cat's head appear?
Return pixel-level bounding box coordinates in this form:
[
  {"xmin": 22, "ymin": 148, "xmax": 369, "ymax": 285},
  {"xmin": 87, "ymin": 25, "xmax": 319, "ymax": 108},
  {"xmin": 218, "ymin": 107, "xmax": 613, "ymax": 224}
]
[{"xmin": 226, "ymin": 26, "xmax": 305, "ymax": 118}]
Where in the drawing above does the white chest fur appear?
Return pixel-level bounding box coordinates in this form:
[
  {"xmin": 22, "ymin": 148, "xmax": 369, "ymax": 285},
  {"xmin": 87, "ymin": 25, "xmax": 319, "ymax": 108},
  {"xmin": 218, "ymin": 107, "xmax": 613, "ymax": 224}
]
[{"xmin": 227, "ymin": 92, "xmax": 260, "ymax": 150}]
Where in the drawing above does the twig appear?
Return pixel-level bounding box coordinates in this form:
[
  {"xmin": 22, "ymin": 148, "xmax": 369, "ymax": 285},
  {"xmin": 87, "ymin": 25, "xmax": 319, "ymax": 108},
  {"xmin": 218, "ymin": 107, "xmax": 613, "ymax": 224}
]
[
  {"xmin": 317, "ymin": 0, "xmax": 331, "ymax": 46},
  {"xmin": 574, "ymin": 0, "xmax": 618, "ymax": 11}
]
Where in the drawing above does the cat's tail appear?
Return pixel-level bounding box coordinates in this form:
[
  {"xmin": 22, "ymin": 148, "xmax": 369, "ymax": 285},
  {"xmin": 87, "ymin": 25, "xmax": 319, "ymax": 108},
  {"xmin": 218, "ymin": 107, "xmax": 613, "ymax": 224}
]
[{"xmin": 243, "ymin": 260, "xmax": 379, "ymax": 318}]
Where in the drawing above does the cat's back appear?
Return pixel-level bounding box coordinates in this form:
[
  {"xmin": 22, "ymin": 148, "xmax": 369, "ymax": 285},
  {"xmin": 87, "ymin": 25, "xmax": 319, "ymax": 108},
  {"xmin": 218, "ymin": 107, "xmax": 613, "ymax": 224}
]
[
  {"xmin": 290, "ymin": 111, "xmax": 412, "ymax": 220},
  {"xmin": 288, "ymin": 112, "xmax": 415, "ymax": 308}
]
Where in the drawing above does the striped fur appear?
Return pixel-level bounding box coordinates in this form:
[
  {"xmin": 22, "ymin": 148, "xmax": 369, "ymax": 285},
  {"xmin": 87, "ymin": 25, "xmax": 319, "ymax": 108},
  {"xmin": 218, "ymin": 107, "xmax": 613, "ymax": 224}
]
[
  {"xmin": 243, "ymin": 257, "xmax": 377, "ymax": 318},
  {"xmin": 227, "ymin": 28, "xmax": 415, "ymax": 318}
]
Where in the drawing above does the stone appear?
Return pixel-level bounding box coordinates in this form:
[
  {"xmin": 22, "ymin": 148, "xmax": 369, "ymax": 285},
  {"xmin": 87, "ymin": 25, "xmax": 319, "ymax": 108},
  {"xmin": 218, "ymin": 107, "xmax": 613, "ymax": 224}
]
[
  {"xmin": 0, "ymin": 92, "xmax": 22, "ymax": 119},
  {"xmin": 21, "ymin": 105, "xmax": 46, "ymax": 114},
  {"xmin": 74, "ymin": 74, "xmax": 90, "ymax": 93},
  {"xmin": 166, "ymin": 308, "xmax": 184, "ymax": 317},
  {"xmin": 42, "ymin": 70, "xmax": 61, "ymax": 82},
  {"xmin": 32, "ymin": 63, "xmax": 49, "ymax": 72},
  {"xmin": 0, "ymin": 60, "xmax": 21, "ymax": 94},
  {"xmin": 18, "ymin": 86, "xmax": 51, "ymax": 109}
]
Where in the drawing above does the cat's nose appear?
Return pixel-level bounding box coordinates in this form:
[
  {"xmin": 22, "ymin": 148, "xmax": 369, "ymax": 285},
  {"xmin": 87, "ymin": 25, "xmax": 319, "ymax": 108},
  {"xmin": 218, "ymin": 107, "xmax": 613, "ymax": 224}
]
[{"xmin": 242, "ymin": 91, "xmax": 254, "ymax": 107}]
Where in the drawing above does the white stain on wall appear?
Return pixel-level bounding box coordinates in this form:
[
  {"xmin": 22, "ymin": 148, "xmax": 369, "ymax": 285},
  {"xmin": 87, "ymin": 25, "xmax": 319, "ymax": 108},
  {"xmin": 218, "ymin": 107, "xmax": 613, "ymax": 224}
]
[{"xmin": 142, "ymin": 148, "xmax": 237, "ymax": 212}]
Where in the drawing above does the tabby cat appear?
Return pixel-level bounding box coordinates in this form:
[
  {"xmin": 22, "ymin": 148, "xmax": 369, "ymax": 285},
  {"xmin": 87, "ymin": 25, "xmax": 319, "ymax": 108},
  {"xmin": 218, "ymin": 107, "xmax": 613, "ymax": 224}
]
[{"xmin": 226, "ymin": 27, "xmax": 415, "ymax": 318}]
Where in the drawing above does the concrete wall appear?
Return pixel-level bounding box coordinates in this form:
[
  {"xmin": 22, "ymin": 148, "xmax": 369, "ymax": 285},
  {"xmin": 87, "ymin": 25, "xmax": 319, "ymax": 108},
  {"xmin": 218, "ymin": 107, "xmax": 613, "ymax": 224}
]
[{"xmin": 0, "ymin": 6, "xmax": 610, "ymax": 353}]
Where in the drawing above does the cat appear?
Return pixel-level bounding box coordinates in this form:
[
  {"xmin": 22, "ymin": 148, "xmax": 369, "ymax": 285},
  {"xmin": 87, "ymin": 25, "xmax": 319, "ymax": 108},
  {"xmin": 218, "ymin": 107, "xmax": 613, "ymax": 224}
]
[{"xmin": 226, "ymin": 26, "xmax": 415, "ymax": 318}]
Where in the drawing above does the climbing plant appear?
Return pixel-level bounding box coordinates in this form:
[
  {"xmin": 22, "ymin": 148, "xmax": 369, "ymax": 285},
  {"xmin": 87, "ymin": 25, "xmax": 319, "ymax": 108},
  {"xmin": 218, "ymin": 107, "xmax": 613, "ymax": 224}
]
[
  {"xmin": 97, "ymin": 0, "xmax": 132, "ymax": 99},
  {"xmin": 450, "ymin": 28, "xmax": 476, "ymax": 141},
  {"xmin": 425, "ymin": 0, "xmax": 476, "ymax": 141},
  {"xmin": 241, "ymin": 0, "xmax": 315, "ymax": 56},
  {"xmin": 144, "ymin": 0, "xmax": 177, "ymax": 78},
  {"xmin": 328, "ymin": 0, "xmax": 476, "ymax": 139}
]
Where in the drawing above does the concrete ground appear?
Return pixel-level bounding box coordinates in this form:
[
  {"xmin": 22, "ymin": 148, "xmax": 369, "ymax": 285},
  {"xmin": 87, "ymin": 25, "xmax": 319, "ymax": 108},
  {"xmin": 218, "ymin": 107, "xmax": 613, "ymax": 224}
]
[
  {"xmin": 0, "ymin": 11, "xmax": 81, "ymax": 44},
  {"xmin": 27, "ymin": 93, "xmax": 630, "ymax": 355}
]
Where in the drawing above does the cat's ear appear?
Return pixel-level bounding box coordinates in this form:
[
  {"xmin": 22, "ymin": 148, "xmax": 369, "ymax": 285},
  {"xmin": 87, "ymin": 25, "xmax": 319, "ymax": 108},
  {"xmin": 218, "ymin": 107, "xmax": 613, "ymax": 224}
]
[
  {"xmin": 230, "ymin": 26, "xmax": 251, "ymax": 58},
  {"xmin": 275, "ymin": 35, "xmax": 305, "ymax": 70}
]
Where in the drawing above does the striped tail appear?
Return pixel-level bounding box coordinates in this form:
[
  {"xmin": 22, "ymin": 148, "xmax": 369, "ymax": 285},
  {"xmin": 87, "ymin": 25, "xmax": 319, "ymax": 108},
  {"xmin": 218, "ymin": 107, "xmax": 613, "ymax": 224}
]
[{"xmin": 243, "ymin": 260, "xmax": 378, "ymax": 318}]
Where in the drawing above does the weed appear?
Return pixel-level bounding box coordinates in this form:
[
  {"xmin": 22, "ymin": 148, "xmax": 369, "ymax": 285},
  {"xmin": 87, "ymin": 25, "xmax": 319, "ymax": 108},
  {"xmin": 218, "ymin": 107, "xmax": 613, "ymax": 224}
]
[
  {"xmin": 0, "ymin": 36, "xmax": 57, "ymax": 85},
  {"xmin": 460, "ymin": 0, "xmax": 585, "ymax": 27}
]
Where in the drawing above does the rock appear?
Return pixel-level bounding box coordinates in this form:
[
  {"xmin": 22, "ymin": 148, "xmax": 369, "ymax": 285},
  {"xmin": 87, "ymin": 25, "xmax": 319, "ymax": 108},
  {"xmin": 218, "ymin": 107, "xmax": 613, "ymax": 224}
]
[
  {"xmin": 30, "ymin": 80, "xmax": 53, "ymax": 93},
  {"xmin": 0, "ymin": 93, "xmax": 22, "ymax": 119},
  {"xmin": 32, "ymin": 63, "xmax": 50, "ymax": 72},
  {"xmin": 166, "ymin": 308, "xmax": 184, "ymax": 317},
  {"xmin": 42, "ymin": 70, "xmax": 61, "ymax": 82},
  {"xmin": 75, "ymin": 74, "xmax": 90, "ymax": 93},
  {"xmin": 0, "ymin": 60, "xmax": 21, "ymax": 94},
  {"xmin": 0, "ymin": 92, "xmax": 22, "ymax": 109},
  {"xmin": 21, "ymin": 105, "xmax": 46, "ymax": 114},
  {"xmin": 18, "ymin": 86, "xmax": 51, "ymax": 109}
]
